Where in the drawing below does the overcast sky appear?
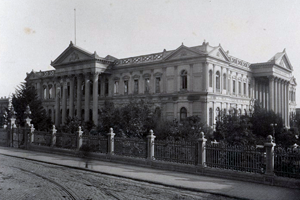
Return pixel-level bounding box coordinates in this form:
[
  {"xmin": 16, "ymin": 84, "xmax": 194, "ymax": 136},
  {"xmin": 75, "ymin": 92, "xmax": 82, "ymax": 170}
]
[{"xmin": 1, "ymin": 0, "xmax": 300, "ymax": 105}]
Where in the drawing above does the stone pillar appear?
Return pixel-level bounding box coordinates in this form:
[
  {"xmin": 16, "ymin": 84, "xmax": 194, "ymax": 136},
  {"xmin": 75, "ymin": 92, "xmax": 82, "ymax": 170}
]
[
  {"xmin": 212, "ymin": 65, "xmax": 215, "ymax": 93},
  {"xmin": 226, "ymin": 68, "xmax": 229, "ymax": 94},
  {"xmin": 266, "ymin": 82, "xmax": 269, "ymax": 111},
  {"xmin": 268, "ymin": 76, "xmax": 274, "ymax": 111},
  {"xmin": 278, "ymin": 80, "xmax": 281, "ymax": 115},
  {"xmin": 197, "ymin": 132, "xmax": 207, "ymax": 167},
  {"xmin": 55, "ymin": 83, "xmax": 61, "ymax": 127},
  {"xmin": 76, "ymin": 75, "xmax": 82, "ymax": 120},
  {"xmin": 107, "ymin": 128, "xmax": 115, "ymax": 155},
  {"xmin": 262, "ymin": 82, "xmax": 266, "ymax": 109},
  {"xmin": 189, "ymin": 64, "xmax": 193, "ymax": 91},
  {"xmin": 274, "ymin": 78, "xmax": 278, "ymax": 114},
  {"xmin": 147, "ymin": 130, "xmax": 156, "ymax": 160},
  {"xmin": 61, "ymin": 79, "xmax": 67, "ymax": 124},
  {"xmin": 162, "ymin": 67, "xmax": 167, "ymax": 93},
  {"xmin": 264, "ymin": 135, "xmax": 276, "ymax": 175},
  {"xmin": 92, "ymin": 72, "xmax": 99, "ymax": 124},
  {"xmin": 77, "ymin": 126, "xmax": 83, "ymax": 150},
  {"xmin": 246, "ymin": 79, "xmax": 249, "ymax": 98},
  {"xmin": 204, "ymin": 62, "xmax": 209, "ymax": 92},
  {"xmin": 51, "ymin": 125, "xmax": 57, "ymax": 147},
  {"xmin": 30, "ymin": 124, "xmax": 35, "ymax": 143},
  {"xmin": 69, "ymin": 76, "xmax": 74, "ymax": 118},
  {"xmin": 84, "ymin": 73, "xmax": 90, "ymax": 122},
  {"xmin": 174, "ymin": 66, "xmax": 178, "ymax": 92},
  {"xmin": 286, "ymin": 82, "xmax": 290, "ymax": 127},
  {"xmin": 221, "ymin": 67, "xmax": 223, "ymax": 94},
  {"xmin": 281, "ymin": 81, "xmax": 284, "ymax": 119}
]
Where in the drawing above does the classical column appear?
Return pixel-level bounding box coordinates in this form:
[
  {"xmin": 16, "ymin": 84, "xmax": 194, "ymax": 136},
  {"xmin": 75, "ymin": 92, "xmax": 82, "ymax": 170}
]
[
  {"xmin": 281, "ymin": 80, "xmax": 284, "ymax": 119},
  {"xmin": 189, "ymin": 64, "xmax": 193, "ymax": 91},
  {"xmin": 213, "ymin": 65, "xmax": 215, "ymax": 93},
  {"xmin": 162, "ymin": 67, "xmax": 167, "ymax": 93},
  {"xmin": 262, "ymin": 82, "xmax": 266, "ymax": 109},
  {"xmin": 69, "ymin": 76, "xmax": 74, "ymax": 118},
  {"xmin": 268, "ymin": 76, "xmax": 274, "ymax": 111},
  {"xmin": 274, "ymin": 78, "xmax": 278, "ymax": 114},
  {"xmin": 246, "ymin": 79, "xmax": 249, "ymax": 98},
  {"xmin": 203, "ymin": 62, "xmax": 209, "ymax": 92},
  {"xmin": 278, "ymin": 80, "xmax": 281, "ymax": 116},
  {"xmin": 286, "ymin": 82, "xmax": 290, "ymax": 127},
  {"xmin": 61, "ymin": 79, "xmax": 67, "ymax": 124},
  {"xmin": 241, "ymin": 75, "xmax": 244, "ymax": 97},
  {"xmin": 92, "ymin": 72, "xmax": 99, "ymax": 124},
  {"xmin": 55, "ymin": 83, "xmax": 61, "ymax": 127},
  {"xmin": 266, "ymin": 82, "xmax": 269, "ymax": 111},
  {"xmin": 174, "ymin": 66, "xmax": 178, "ymax": 92},
  {"xmin": 282, "ymin": 81, "xmax": 286, "ymax": 126},
  {"xmin": 221, "ymin": 66, "xmax": 223, "ymax": 94},
  {"xmin": 84, "ymin": 73, "xmax": 91, "ymax": 122},
  {"xmin": 226, "ymin": 68, "xmax": 229, "ymax": 95},
  {"xmin": 76, "ymin": 74, "xmax": 82, "ymax": 120}
]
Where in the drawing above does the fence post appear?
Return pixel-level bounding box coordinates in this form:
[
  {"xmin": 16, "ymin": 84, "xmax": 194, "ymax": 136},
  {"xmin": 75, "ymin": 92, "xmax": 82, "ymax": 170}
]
[
  {"xmin": 147, "ymin": 130, "xmax": 156, "ymax": 160},
  {"xmin": 30, "ymin": 124, "xmax": 35, "ymax": 143},
  {"xmin": 264, "ymin": 135, "xmax": 276, "ymax": 175},
  {"xmin": 107, "ymin": 128, "xmax": 115, "ymax": 155},
  {"xmin": 51, "ymin": 125, "xmax": 57, "ymax": 147},
  {"xmin": 77, "ymin": 126, "xmax": 83, "ymax": 150},
  {"xmin": 197, "ymin": 132, "xmax": 207, "ymax": 167}
]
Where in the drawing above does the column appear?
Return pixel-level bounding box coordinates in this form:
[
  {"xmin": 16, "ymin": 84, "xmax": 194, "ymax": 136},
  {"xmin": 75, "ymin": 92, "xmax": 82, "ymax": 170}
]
[
  {"xmin": 241, "ymin": 75, "xmax": 244, "ymax": 97},
  {"xmin": 282, "ymin": 81, "xmax": 286, "ymax": 126},
  {"xmin": 92, "ymin": 72, "xmax": 99, "ymax": 124},
  {"xmin": 76, "ymin": 74, "xmax": 82, "ymax": 120},
  {"xmin": 278, "ymin": 80, "xmax": 282, "ymax": 116},
  {"xmin": 266, "ymin": 82, "xmax": 269, "ymax": 111},
  {"xmin": 174, "ymin": 66, "xmax": 178, "ymax": 92},
  {"xmin": 84, "ymin": 73, "xmax": 91, "ymax": 122},
  {"xmin": 262, "ymin": 82, "xmax": 266, "ymax": 109},
  {"xmin": 162, "ymin": 67, "xmax": 167, "ymax": 93},
  {"xmin": 274, "ymin": 78, "xmax": 278, "ymax": 114},
  {"xmin": 268, "ymin": 76, "xmax": 274, "ymax": 111},
  {"xmin": 226, "ymin": 68, "xmax": 229, "ymax": 95},
  {"xmin": 69, "ymin": 76, "xmax": 74, "ymax": 118},
  {"xmin": 46, "ymin": 84, "xmax": 49, "ymax": 100},
  {"xmin": 246, "ymin": 79, "xmax": 249, "ymax": 98},
  {"xmin": 221, "ymin": 67, "xmax": 223, "ymax": 94},
  {"xmin": 61, "ymin": 79, "xmax": 67, "ymax": 124},
  {"xmin": 189, "ymin": 64, "xmax": 193, "ymax": 91},
  {"xmin": 286, "ymin": 82, "xmax": 290, "ymax": 127},
  {"xmin": 203, "ymin": 62, "xmax": 209, "ymax": 92},
  {"xmin": 55, "ymin": 83, "xmax": 61, "ymax": 126},
  {"xmin": 281, "ymin": 81, "xmax": 284, "ymax": 119},
  {"xmin": 213, "ymin": 65, "xmax": 215, "ymax": 93}
]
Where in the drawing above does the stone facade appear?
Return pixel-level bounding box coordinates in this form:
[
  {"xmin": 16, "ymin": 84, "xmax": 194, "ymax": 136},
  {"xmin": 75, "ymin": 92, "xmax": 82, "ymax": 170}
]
[{"xmin": 25, "ymin": 41, "xmax": 297, "ymax": 128}]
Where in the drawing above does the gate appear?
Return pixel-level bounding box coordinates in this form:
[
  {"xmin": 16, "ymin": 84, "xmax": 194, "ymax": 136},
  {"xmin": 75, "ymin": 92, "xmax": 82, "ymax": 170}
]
[
  {"xmin": 0, "ymin": 128, "xmax": 8, "ymax": 146},
  {"xmin": 12, "ymin": 127, "xmax": 29, "ymax": 148}
]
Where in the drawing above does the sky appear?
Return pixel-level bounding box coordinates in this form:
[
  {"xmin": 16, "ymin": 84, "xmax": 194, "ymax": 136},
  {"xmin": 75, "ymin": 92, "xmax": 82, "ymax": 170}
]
[{"xmin": 1, "ymin": 0, "xmax": 300, "ymax": 105}]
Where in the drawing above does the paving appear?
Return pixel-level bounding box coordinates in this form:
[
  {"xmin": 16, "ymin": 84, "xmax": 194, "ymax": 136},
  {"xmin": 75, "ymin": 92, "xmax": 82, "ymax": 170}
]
[{"xmin": 0, "ymin": 146, "xmax": 299, "ymax": 200}]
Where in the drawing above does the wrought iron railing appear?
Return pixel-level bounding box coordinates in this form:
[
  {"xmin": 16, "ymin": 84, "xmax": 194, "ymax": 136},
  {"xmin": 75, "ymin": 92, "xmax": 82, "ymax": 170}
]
[
  {"xmin": 56, "ymin": 133, "xmax": 77, "ymax": 149},
  {"xmin": 114, "ymin": 137, "xmax": 147, "ymax": 159},
  {"xmin": 206, "ymin": 143, "xmax": 265, "ymax": 173},
  {"xmin": 33, "ymin": 131, "xmax": 51, "ymax": 146},
  {"xmin": 154, "ymin": 140, "xmax": 197, "ymax": 165},
  {"xmin": 274, "ymin": 147, "xmax": 300, "ymax": 179}
]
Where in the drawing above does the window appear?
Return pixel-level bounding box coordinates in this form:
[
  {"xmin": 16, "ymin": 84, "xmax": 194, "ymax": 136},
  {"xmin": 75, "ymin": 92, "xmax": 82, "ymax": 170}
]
[
  {"xmin": 232, "ymin": 80, "xmax": 236, "ymax": 94},
  {"xmin": 43, "ymin": 87, "xmax": 47, "ymax": 99},
  {"xmin": 243, "ymin": 83, "xmax": 246, "ymax": 96},
  {"xmin": 239, "ymin": 82, "xmax": 241, "ymax": 95},
  {"xmin": 209, "ymin": 108, "xmax": 213, "ymax": 126},
  {"xmin": 216, "ymin": 71, "xmax": 220, "ymax": 92},
  {"xmin": 134, "ymin": 79, "xmax": 139, "ymax": 94},
  {"xmin": 49, "ymin": 86, "xmax": 52, "ymax": 99},
  {"xmin": 181, "ymin": 70, "xmax": 187, "ymax": 90},
  {"xmin": 124, "ymin": 80, "xmax": 128, "ymax": 94},
  {"xmin": 209, "ymin": 70, "xmax": 213, "ymax": 87},
  {"xmin": 145, "ymin": 78, "xmax": 150, "ymax": 93},
  {"xmin": 223, "ymin": 74, "xmax": 226, "ymax": 90},
  {"xmin": 180, "ymin": 107, "xmax": 187, "ymax": 121},
  {"xmin": 155, "ymin": 77, "xmax": 161, "ymax": 93},
  {"xmin": 105, "ymin": 78, "xmax": 109, "ymax": 96},
  {"xmin": 114, "ymin": 81, "xmax": 119, "ymax": 94}
]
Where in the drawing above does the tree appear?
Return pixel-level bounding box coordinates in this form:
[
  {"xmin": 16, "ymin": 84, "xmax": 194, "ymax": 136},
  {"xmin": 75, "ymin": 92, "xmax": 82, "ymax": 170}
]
[{"xmin": 11, "ymin": 82, "xmax": 51, "ymax": 130}]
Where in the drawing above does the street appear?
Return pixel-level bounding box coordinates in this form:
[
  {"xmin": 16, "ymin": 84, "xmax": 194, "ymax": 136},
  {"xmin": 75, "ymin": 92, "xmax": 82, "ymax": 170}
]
[{"xmin": 0, "ymin": 155, "xmax": 235, "ymax": 200}]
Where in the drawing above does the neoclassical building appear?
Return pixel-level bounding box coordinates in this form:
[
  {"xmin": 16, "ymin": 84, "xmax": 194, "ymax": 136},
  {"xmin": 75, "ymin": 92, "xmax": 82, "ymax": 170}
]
[{"xmin": 25, "ymin": 41, "xmax": 297, "ymax": 128}]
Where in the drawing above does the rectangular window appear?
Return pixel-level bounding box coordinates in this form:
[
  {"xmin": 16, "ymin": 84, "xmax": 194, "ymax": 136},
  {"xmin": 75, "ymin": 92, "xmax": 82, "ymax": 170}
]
[
  {"xmin": 155, "ymin": 77, "xmax": 161, "ymax": 93},
  {"xmin": 114, "ymin": 81, "xmax": 119, "ymax": 94},
  {"xmin": 124, "ymin": 80, "xmax": 128, "ymax": 94},
  {"xmin": 145, "ymin": 78, "xmax": 150, "ymax": 93},
  {"xmin": 243, "ymin": 83, "xmax": 246, "ymax": 95},
  {"xmin": 134, "ymin": 80, "xmax": 139, "ymax": 94},
  {"xmin": 239, "ymin": 82, "xmax": 241, "ymax": 95},
  {"xmin": 232, "ymin": 80, "xmax": 236, "ymax": 94}
]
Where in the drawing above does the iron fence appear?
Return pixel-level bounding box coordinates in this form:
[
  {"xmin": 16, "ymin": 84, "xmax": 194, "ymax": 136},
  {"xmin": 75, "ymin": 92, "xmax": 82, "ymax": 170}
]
[
  {"xmin": 154, "ymin": 140, "xmax": 197, "ymax": 165},
  {"xmin": 33, "ymin": 131, "xmax": 52, "ymax": 146},
  {"xmin": 206, "ymin": 143, "xmax": 265, "ymax": 173},
  {"xmin": 274, "ymin": 147, "xmax": 300, "ymax": 179},
  {"xmin": 56, "ymin": 133, "xmax": 77, "ymax": 149},
  {"xmin": 114, "ymin": 137, "xmax": 147, "ymax": 159}
]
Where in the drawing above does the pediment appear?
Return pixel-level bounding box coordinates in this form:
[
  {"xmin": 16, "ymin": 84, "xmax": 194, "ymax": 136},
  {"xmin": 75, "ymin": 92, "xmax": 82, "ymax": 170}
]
[
  {"xmin": 163, "ymin": 45, "xmax": 202, "ymax": 61},
  {"xmin": 279, "ymin": 55, "xmax": 293, "ymax": 70},
  {"xmin": 51, "ymin": 42, "xmax": 96, "ymax": 67},
  {"xmin": 208, "ymin": 46, "xmax": 230, "ymax": 62},
  {"xmin": 290, "ymin": 76, "xmax": 297, "ymax": 86},
  {"xmin": 269, "ymin": 50, "xmax": 293, "ymax": 71}
]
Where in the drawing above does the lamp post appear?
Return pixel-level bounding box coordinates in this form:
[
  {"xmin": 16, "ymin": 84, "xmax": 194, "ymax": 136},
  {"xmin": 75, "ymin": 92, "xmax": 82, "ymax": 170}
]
[{"xmin": 270, "ymin": 123, "xmax": 277, "ymax": 143}]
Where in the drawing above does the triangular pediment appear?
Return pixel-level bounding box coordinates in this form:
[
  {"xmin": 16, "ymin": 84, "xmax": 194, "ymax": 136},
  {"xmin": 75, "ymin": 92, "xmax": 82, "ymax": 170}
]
[
  {"xmin": 51, "ymin": 42, "xmax": 96, "ymax": 67},
  {"xmin": 290, "ymin": 76, "xmax": 297, "ymax": 86},
  {"xmin": 163, "ymin": 45, "xmax": 202, "ymax": 61},
  {"xmin": 208, "ymin": 46, "xmax": 230, "ymax": 62},
  {"xmin": 269, "ymin": 50, "xmax": 293, "ymax": 71}
]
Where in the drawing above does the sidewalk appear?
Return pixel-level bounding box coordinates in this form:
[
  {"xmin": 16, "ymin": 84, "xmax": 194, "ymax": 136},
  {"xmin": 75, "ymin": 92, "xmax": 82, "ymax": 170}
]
[{"xmin": 0, "ymin": 147, "xmax": 299, "ymax": 200}]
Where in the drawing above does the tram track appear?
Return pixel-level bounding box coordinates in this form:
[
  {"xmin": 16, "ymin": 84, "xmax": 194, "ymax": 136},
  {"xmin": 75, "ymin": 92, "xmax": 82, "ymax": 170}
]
[{"xmin": 12, "ymin": 166, "xmax": 78, "ymax": 200}]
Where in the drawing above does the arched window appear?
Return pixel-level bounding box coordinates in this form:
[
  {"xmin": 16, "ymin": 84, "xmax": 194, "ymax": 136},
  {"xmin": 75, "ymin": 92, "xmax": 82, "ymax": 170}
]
[
  {"xmin": 223, "ymin": 74, "xmax": 226, "ymax": 90},
  {"xmin": 216, "ymin": 71, "xmax": 220, "ymax": 91},
  {"xmin": 180, "ymin": 107, "xmax": 187, "ymax": 121},
  {"xmin": 43, "ymin": 86, "xmax": 47, "ymax": 99},
  {"xmin": 209, "ymin": 108, "xmax": 213, "ymax": 126},
  {"xmin": 209, "ymin": 70, "xmax": 213, "ymax": 87},
  {"xmin": 181, "ymin": 70, "xmax": 188, "ymax": 90}
]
